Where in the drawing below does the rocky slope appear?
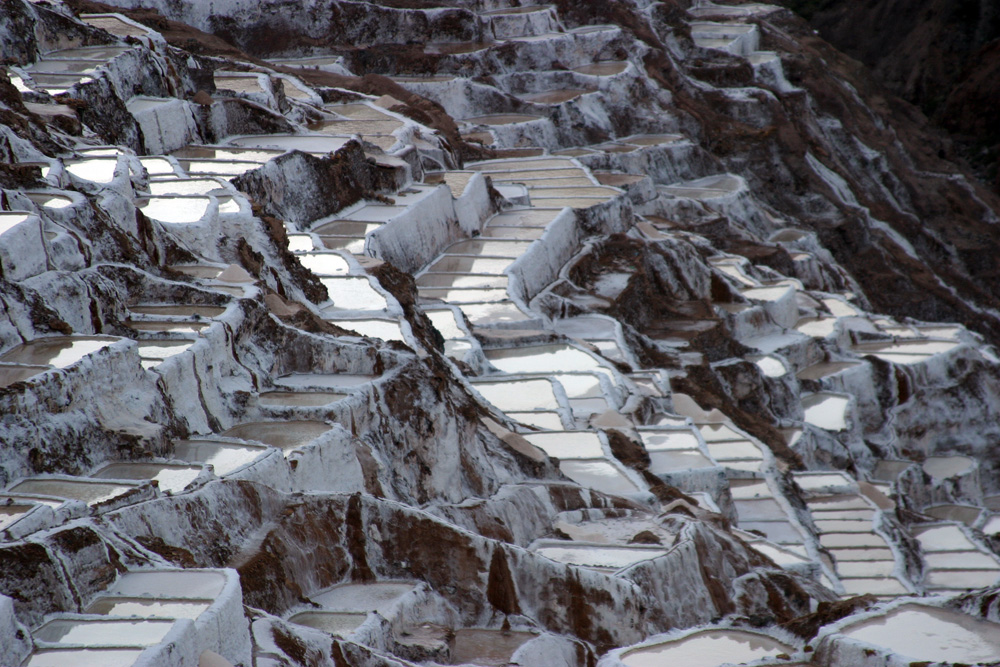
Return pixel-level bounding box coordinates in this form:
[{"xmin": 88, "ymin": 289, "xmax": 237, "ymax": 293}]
[
  {"xmin": 0, "ymin": 0, "xmax": 1000, "ymax": 666},
  {"xmin": 780, "ymin": 0, "xmax": 1000, "ymax": 191}
]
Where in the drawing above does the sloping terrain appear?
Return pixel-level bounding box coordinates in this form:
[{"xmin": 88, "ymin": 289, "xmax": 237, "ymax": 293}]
[{"xmin": 0, "ymin": 1, "xmax": 999, "ymax": 666}]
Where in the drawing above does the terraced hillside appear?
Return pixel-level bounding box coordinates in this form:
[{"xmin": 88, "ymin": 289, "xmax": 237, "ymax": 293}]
[{"xmin": 1, "ymin": 0, "xmax": 1000, "ymax": 665}]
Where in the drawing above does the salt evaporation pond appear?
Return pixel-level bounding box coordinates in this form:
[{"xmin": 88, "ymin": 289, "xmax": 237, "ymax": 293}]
[
  {"xmin": 522, "ymin": 431, "xmax": 604, "ymax": 459},
  {"xmin": 465, "ymin": 114, "xmax": 542, "ymax": 125},
  {"xmin": 259, "ymin": 391, "xmax": 346, "ymax": 407},
  {"xmin": 91, "ymin": 463, "xmax": 201, "ymax": 494},
  {"xmin": 137, "ymin": 197, "xmax": 211, "ymax": 224},
  {"xmin": 922, "ymin": 455, "xmax": 974, "ymax": 479},
  {"xmin": 838, "ymin": 604, "xmax": 1000, "ymax": 664},
  {"xmin": 288, "ymin": 611, "xmax": 368, "ymax": 636},
  {"xmin": 299, "ymin": 253, "xmax": 353, "ymax": 277},
  {"xmin": 0, "ymin": 503, "xmax": 35, "ymax": 530},
  {"xmin": 0, "ymin": 336, "xmax": 115, "ymax": 368},
  {"xmin": 489, "ymin": 208, "xmax": 563, "ymax": 227},
  {"xmin": 221, "ymin": 421, "xmax": 331, "ymax": 451},
  {"xmin": 444, "ymin": 239, "xmax": 533, "ymax": 257},
  {"xmin": 801, "ymin": 393, "xmax": 850, "ymax": 431},
  {"xmin": 320, "ymin": 277, "xmax": 388, "ymax": 310},
  {"xmin": 417, "ymin": 273, "xmax": 508, "ymax": 289},
  {"xmin": 572, "ymin": 61, "xmax": 628, "ymax": 75},
  {"xmin": 33, "ymin": 619, "xmax": 174, "ymax": 646},
  {"xmin": 273, "ymin": 373, "xmax": 375, "ymax": 390},
  {"xmin": 65, "ymin": 158, "xmax": 118, "ymax": 183},
  {"xmin": 24, "ymin": 649, "xmax": 144, "ymax": 667},
  {"xmin": 427, "ymin": 256, "xmax": 512, "ymax": 274},
  {"xmin": 509, "ymin": 411, "xmax": 564, "ymax": 430},
  {"xmin": 172, "ymin": 439, "xmax": 269, "ymax": 476},
  {"xmin": 85, "ymin": 597, "xmax": 210, "ymax": 619},
  {"xmin": 424, "ymin": 309, "xmax": 465, "ymax": 339},
  {"xmin": 474, "ymin": 379, "xmax": 560, "ymax": 411},
  {"xmin": 559, "ymin": 459, "xmax": 639, "ymax": 496},
  {"xmin": 130, "ymin": 305, "xmax": 225, "ymax": 318},
  {"xmin": 450, "ymin": 629, "xmax": 536, "ymax": 666},
  {"xmin": 796, "ymin": 361, "xmax": 860, "ymax": 381},
  {"xmin": 107, "ymin": 570, "xmax": 226, "ymax": 598},
  {"xmin": 312, "ymin": 582, "xmax": 415, "ymax": 613},
  {"xmin": 6, "ymin": 479, "xmax": 134, "ymax": 505},
  {"xmin": 486, "ymin": 344, "xmax": 608, "ymax": 376},
  {"xmin": 621, "ymin": 629, "xmax": 793, "ymax": 667}
]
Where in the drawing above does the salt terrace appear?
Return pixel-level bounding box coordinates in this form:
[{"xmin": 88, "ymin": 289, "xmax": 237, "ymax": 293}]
[{"xmin": 1, "ymin": 0, "xmax": 1000, "ymax": 666}]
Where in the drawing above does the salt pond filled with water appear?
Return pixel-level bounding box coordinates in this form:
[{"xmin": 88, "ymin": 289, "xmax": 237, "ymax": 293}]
[
  {"xmin": 801, "ymin": 393, "xmax": 850, "ymax": 431},
  {"xmin": 486, "ymin": 344, "xmax": 609, "ymax": 376},
  {"xmin": 837, "ymin": 604, "xmax": 1000, "ymax": 663},
  {"xmin": 91, "ymin": 463, "xmax": 201, "ymax": 494},
  {"xmin": 221, "ymin": 421, "xmax": 331, "ymax": 451},
  {"xmin": 311, "ymin": 581, "xmax": 415, "ymax": 613},
  {"xmin": 620, "ymin": 629, "xmax": 793, "ymax": 667},
  {"xmin": 171, "ymin": 439, "xmax": 269, "ymax": 476}
]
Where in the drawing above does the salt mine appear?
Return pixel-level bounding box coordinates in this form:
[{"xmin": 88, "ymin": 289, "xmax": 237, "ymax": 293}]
[{"xmin": 1, "ymin": 0, "xmax": 1000, "ymax": 664}]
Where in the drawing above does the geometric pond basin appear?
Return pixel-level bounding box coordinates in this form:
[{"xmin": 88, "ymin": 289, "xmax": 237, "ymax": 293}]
[
  {"xmin": 620, "ymin": 629, "xmax": 794, "ymax": 667},
  {"xmin": 835, "ymin": 603, "xmax": 1000, "ymax": 664}
]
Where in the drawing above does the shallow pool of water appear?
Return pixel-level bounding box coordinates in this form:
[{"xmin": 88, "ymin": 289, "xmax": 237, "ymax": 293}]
[
  {"xmin": 925, "ymin": 569, "xmax": 1000, "ymax": 589},
  {"xmin": 85, "ymin": 597, "xmax": 211, "ymax": 619},
  {"xmin": 312, "ymin": 581, "xmax": 415, "ymax": 613},
  {"xmin": 572, "ymin": 61, "xmax": 628, "ymax": 76},
  {"xmin": 508, "ymin": 411, "xmax": 565, "ymax": 430},
  {"xmin": 916, "ymin": 524, "xmax": 978, "ymax": 552},
  {"xmin": 107, "ymin": 570, "xmax": 226, "ymax": 598},
  {"xmin": 7, "ymin": 478, "xmax": 134, "ymax": 505},
  {"xmin": 519, "ymin": 89, "xmax": 593, "ymax": 105},
  {"xmin": 34, "ymin": 619, "xmax": 174, "ymax": 646},
  {"xmin": 460, "ymin": 303, "xmax": 532, "ymax": 327},
  {"xmin": 924, "ymin": 504, "xmax": 983, "ymax": 525},
  {"xmin": 839, "ymin": 603, "xmax": 1000, "ymax": 663},
  {"xmin": 706, "ymin": 440, "xmax": 761, "ymax": 460},
  {"xmin": 313, "ymin": 220, "xmax": 382, "ymax": 237},
  {"xmin": 796, "ymin": 361, "xmax": 860, "ymax": 381},
  {"xmin": 535, "ymin": 544, "xmax": 666, "ymax": 569},
  {"xmin": 288, "ymin": 611, "xmax": 368, "ymax": 636},
  {"xmin": 488, "ymin": 208, "xmax": 562, "ymax": 227},
  {"xmin": 522, "ymin": 431, "xmax": 603, "ymax": 459},
  {"xmin": 922, "ymin": 456, "xmax": 974, "ymax": 479},
  {"xmin": 638, "ymin": 430, "xmax": 701, "ymax": 450},
  {"xmin": 465, "ymin": 114, "xmax": 542, "ymax": 125},
  {"xmin": 320, "ymin": 277, "xmax": 388, "ymax": 311},
  {"xmin": 449, "ymin": 628, "xmax": 536, "ymax": 666},
  {"xmin": 0, "ymin": 336, "xmax": 116, "ymax": 368},
  {"xmin": 426, "ymin": 256, "xmax": 512, "ymax": 274},
  {"xmin": 486, "ymin": 344, "xmax": 607, "ymax": 376},
  {"xmin": 139, "ymin": 195, "xmax": 212, "ymax": 224},
  {"xmin": 24, "ymin": 649, "xmax": 145, "ymax": 667},
  {"xmin": 65, "ymin": 158, "xmax": 119, "ymax": 183},
  {"xmin": 444, "ymin": 239, "xmax": 533, "ymax": 257},
  {"xmin": 417, "ymin": 273, "xmax": 508, "ymax": 290},
  {"xmin": 649, "ymin": 449, "xmax": 715, "ymax": 472},
  {"xmin": 298, "ymin": 253, "xmax": 351, "ymax": 276},
  {"xmin": 621, "ymin": 629, "xmax": 793, "ymax": 667},
  {"xmin": 130, "ymin": 305, "xmax": 225, "ymax": 318},
  {"xmin": 419, "ymin": 287, "xmax": 509, "ymax": 303},
  {"xmin": 221, "ymin": 421, "xmax": 332, "ymax": 451},
  {"xmin": 91, "ymin": 463, "xmax": 201, "ymax": 494},
  {"xmin": 559, "ymin": 459, "xmax": 639, "ymax": 496},
  {"xmin": 259, "ymin": 391, "xmax": 348, "ymax": 407},
  {"xmin": 274, "ymin": 374, "xmax": 375, "ymax": 390},
  {"xmin": 924, "ymin": 550, "xmax": 1000, "ymax": 570},
  {"xmin": 171, "ymin": 439, "xmax": 268, "ymax": 476},
  {"xmin": 473, "ymin": 378, "xmax": 559, "ymax": 411},
  {"xmin": 801, "ymin": 393, "xmax": 850, "ymax": 431}
]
